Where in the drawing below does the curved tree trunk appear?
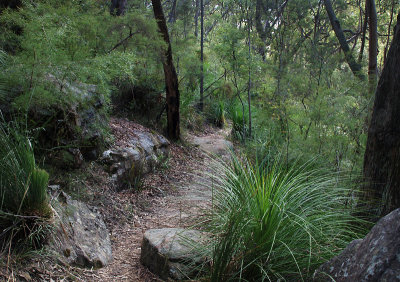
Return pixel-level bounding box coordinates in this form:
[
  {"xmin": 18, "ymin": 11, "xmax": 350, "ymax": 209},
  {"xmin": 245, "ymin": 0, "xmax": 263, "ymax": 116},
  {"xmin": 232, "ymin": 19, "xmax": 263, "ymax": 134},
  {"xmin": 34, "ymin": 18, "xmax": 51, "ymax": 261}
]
[
  {"xmin": 362, "ymin": 12, "xmax": 400, "ymax": 218},
  {"xmin": 324, "ymin": 0, "xmax": 364, "ymax": 80},
  {"xmin": 151, "ymin": 0, "xmax": 180, "ymax": 140}
]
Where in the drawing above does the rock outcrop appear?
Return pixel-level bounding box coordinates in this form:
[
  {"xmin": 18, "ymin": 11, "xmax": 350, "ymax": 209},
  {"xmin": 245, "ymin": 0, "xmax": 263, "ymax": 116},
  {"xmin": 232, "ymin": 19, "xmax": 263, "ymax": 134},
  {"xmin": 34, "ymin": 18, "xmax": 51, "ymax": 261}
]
[
  {"xmin": 140, "ymin": 228, "xmax": 207, "ymax": 280},
  {"xmin": 49, "ymin": 189, "xmax": 112, "ymax": 268},
  {"xmin": 31, "ymin": 74, "xmax": 108, "ymax": 168},
  {"xmin": 314, "ymin": 208, "xmax": 400, "ymax": 281},
  {"xmin": 101, "ymin": 130, "xmax": 169, "ymax": 190}
]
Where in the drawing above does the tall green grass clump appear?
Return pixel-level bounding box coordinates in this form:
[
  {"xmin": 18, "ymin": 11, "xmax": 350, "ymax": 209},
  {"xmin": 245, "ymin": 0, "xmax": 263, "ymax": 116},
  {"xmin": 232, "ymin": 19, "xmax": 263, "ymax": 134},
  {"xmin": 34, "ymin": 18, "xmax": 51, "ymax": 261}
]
[
  {"xmin": 202, "ymin": 154, "xmax": 368, "ymax": 281},
  {"xmin": 227, "ymin": 102, "xmax": 248, "ymax": 140},
  {"xmin": 207, "ymin": 100, "xmax": 226, "ymax": 128},
  {"xmin": 0, "ymin": 120, "xmax": 52, "ymax": 251}
]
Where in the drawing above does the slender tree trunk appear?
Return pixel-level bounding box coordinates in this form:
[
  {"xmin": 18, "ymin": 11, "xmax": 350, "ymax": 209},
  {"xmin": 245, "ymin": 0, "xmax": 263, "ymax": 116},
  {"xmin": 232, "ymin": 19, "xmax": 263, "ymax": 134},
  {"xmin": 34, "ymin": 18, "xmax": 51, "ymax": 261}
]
[
  {"xmin": 168, "ymin": 0, "xmax": 177, "ymax": 23},
  {"xmin": 358, "ymin": 0, "xmax": 369, "ymax": 64},
  {"xmin": 324, "ymin": 0, "xmax": 364, "ymax": 80},
  {"xmin": 362, "ymin": 12, "xmax": 400, "ymax": 218},
  {"xmin": 194, "ymin": 0, "xmax": 199, "ymax": 38},
  {"xmin": 255, "ymin": 0, "xmax": 267, "ymax": 60},
  {"xmin": 199, "ymin": 0, "xmax": 204, "ymax": 111},
  {"xmin": 367, "ymin": 0, "xmax": 377, "ymax": 97},
  {"xmin": 151, "ymin": 0, "xmax": 180, "ymax": 140},
  {"xmin": 383, "ymin": 0, "xmax": 395, "ymax": 64},
  {"xmin": 247, "ymin": 3, "xmax": 252, "ymax": 138}
]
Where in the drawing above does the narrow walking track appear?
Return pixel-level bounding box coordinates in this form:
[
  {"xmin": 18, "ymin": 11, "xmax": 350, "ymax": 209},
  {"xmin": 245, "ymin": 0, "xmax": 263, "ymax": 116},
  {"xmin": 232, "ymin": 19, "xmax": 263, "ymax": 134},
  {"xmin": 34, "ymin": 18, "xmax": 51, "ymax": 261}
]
[{"xmin": 82, "ymin": 126, "xmax": 232, "ymax": 281}]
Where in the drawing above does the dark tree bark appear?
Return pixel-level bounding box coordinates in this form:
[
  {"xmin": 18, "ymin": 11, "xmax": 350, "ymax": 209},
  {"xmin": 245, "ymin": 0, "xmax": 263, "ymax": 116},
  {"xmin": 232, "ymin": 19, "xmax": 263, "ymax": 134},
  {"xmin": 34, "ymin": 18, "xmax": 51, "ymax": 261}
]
[
  {"xmin": 110, "ymin": 0, "xmax": 127, "ymax": 16},
  {"xmin": 151, "ymin": 0, "xmax": 180, "ymax": 140},
  {"xmin": 324, "ymin": 0, "xmax": 364, "ymax": 80},
  {"xmin": 363, "ymin": 12, "xmax": 400, "ymax": 218}
]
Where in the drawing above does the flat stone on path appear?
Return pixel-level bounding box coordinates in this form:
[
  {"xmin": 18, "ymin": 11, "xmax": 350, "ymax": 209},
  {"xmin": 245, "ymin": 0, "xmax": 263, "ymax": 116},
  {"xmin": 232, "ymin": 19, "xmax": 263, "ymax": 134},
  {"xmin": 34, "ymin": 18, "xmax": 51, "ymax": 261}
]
[
  {"xmin": 189, "ymin": 135, "xmax": 232, "ymax": 158},
  {"xmin": 140, "ymin": 228, "xmax": 207, "ymax": 280}
]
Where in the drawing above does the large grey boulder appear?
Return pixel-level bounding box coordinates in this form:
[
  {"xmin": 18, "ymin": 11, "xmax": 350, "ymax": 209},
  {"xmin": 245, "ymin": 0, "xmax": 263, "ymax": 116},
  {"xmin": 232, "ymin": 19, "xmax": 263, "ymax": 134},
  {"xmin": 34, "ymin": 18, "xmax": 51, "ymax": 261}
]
[
  {"xmin": 101, "ymin": 130, "xmax": 169, "ymax": 190},
  {"xmin": 314, "ymin": 208, "xmax": 400, "ymax": 281},
  {"xmin": 140, "ymin": 228, "xmax": 207, "ymax": 280},
  {"xmin": 49, "ymin": 190, "xmax": 112, "ymax": 268}
]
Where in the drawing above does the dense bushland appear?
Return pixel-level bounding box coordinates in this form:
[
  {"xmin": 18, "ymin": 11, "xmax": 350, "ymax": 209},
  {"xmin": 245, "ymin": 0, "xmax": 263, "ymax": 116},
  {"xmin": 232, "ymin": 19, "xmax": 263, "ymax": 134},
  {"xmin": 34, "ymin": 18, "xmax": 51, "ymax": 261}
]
[
  {"xmin": 0, "ymin": 0, "xmax": 384, "ymax": 174},
  {"xmin": 0, "ymin": 0, "xmax": 396, "ymax": 277}
]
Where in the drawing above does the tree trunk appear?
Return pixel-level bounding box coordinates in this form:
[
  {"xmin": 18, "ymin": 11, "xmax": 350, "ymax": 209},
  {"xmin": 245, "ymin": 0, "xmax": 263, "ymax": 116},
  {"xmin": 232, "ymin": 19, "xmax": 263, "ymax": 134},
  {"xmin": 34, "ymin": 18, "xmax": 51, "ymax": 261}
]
[
  {"xmin": 383, "ymin": 0, "xmax": 395, "ymax": 65},
  {"xmin": 199, "ymin": 0, "xmax": 204, "ymax": 111},
  {"xmin": 323, "ymin": 0, "xmax": 364, "ymax": 80},
  {"xmin": 362, "ymin": 12, "xmax": 400, "ymax": 218},
  {"xmin": 247, "ymin": 3, "xmax": 252, "ymax": 138},
  {"xmin": 367, "ymin": 0, "xmax": 377, "ymax": 97},
  {"xmin": 168, "ymin": 0, "xmax": 177, "ymax": 23},
  {"xmin": 194, "ymin": 0, "xmax": 199, "ymax": 38},
  {"xmin": 255, "ymin": 0, "xmax": 267, "ymax": 59},
  {"xmin": 110, "ymin": 0, "xmax": 127, "ymax": 16},
  {"xmin": 358, "ymin": 0, "xmax": 369, "ymax": 64},
  {"xmin": 151, "ymin": 0, "xmax": 180, "ymax": 140}
]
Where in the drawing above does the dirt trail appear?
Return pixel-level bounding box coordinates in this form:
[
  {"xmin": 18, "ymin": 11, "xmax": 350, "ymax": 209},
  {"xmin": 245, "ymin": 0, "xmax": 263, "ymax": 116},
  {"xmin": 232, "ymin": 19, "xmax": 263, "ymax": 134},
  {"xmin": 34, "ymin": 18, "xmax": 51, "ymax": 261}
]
[{"xmin": 83, "ymin": 125, "xmax": 232, "ymax": 281}]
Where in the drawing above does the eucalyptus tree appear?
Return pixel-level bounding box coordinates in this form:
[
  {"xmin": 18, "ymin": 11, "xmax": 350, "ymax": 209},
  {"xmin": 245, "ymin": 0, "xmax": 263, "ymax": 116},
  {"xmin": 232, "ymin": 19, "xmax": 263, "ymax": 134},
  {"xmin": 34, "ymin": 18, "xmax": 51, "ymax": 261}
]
[
  {"xmin": 363, "ymin": 12, "xmax": 400, "ymax": 218},
  {"xmin": 152, "ymin": 0, "xmax": 181, "ymax": 140},
  {"xmin": 199, "ymin": 0, "xmax": 204, "ymax": 111},
  {"xmin": 367, "ymin": 0, "xmax": 378, "ymax": 96},
  {"xmin": 323, "ymin": 0, "xmax": 364, "ymax": 79}
]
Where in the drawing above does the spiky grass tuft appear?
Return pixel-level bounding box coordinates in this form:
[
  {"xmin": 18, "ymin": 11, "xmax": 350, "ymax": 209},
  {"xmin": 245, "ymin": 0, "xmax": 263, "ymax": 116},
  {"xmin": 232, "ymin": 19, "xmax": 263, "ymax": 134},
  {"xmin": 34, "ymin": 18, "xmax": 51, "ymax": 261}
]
[
  {"xmin": 200, "ymin": 154, "xmax": 368, "ymax": 281},
  {"xmin": 0, "ymin": 119, "xmax": 52, "ymax": 252}
]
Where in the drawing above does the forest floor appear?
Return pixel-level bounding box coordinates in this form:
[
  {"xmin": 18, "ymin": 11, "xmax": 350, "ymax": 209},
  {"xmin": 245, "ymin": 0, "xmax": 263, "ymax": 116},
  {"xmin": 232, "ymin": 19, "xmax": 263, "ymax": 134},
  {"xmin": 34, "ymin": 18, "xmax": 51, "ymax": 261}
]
[
  {"xmin": 84, "ymin": 119, "xmax": 232, "ymax": 281},
  {"xmin": 0, "ymin": 118, "xmax": 232, "ymax": 281}
]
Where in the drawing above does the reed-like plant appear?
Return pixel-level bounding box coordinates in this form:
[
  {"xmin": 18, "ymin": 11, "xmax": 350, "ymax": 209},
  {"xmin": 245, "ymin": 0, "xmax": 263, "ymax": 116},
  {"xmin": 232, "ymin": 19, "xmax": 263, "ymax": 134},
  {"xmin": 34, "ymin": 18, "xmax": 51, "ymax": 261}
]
[
  {"xmin": 201, "ymin": 154, "xmax": 368, "ymax": 281},
  {"xmin": 0, "ymin": 120, "xmax": 51, "ymax": 251},
  {"xmin": 207, "ymin": 100, "xmax": 226, "ymax": 128}
]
